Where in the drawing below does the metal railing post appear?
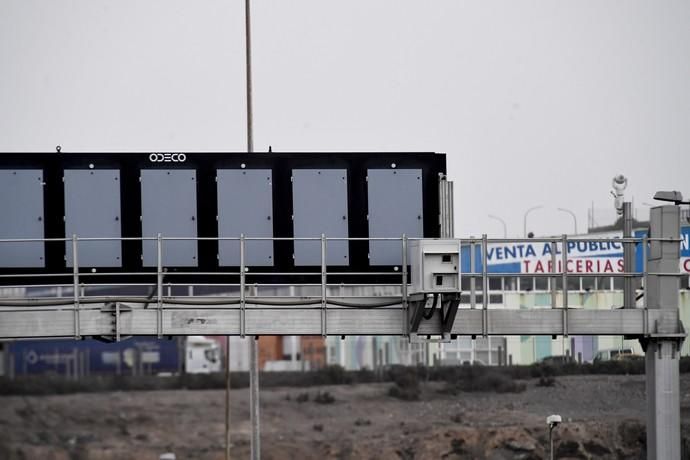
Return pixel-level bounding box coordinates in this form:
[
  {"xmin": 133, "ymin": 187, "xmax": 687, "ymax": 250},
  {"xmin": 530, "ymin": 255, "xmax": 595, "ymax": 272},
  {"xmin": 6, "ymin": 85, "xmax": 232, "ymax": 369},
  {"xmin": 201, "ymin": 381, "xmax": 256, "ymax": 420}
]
[
  {"xmin": 156, "ymin": 233, "xmax": 163, "ymax": 338},
  {"xmin": 642, "ymin": 236, "xmax": 649, "ymax": 336},
  {"xmin": 449, "ymin": 181, "xmax": 454, "ymax": 237},
  {"xmin": 481, "ymin": 234, "xmax": 488, "ymax": 337},
  {"xmin": 470, "ymin": 237, "xmax": 476, "ymax": 310},
  {"xmin": 401, "ymin": 235, "xmax": 408, "ymax": 336},
  {"xmin": 115, "ymin": 302, "xmax": 121, "ymax": 342},
  {"xmin": 561, "ymin": 235, "xmax": 568, "ymax": 337},
  {"xmin": 240, "ymin": 234, "xmax": 246, "ymax": 338},
  {"xmin": 550, "ymin": 240, "xmax": 557, "ymax": 309},
  {"xmin": 72, "ymin": 235, "xmax": 80, "ymax": 339},
  {"xmin": 321, "ymin": 234, "xmax": 327, "ymax": 337}
]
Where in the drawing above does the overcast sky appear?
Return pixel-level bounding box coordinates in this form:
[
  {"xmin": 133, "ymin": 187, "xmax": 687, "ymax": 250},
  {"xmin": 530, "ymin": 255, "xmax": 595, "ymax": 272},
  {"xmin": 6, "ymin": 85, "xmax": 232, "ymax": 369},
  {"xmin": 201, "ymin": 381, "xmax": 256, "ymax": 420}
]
[{"xmin": 1, "ymin": 1, "xmax": 688, "ymax": 237}]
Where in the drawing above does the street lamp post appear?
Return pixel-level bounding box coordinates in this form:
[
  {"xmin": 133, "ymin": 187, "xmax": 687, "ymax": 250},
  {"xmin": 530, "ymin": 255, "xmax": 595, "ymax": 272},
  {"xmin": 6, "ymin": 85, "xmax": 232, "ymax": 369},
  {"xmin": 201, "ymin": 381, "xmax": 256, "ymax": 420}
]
[
  {"xmin": 523, "ymin": 206, "xmax": 543, "ymax": 237},
  {"xmin": 488, "ymin": 215, "xmax": 507, "ymax": 238},
  {"xmin": 557, "ymin": 208, "xmax": 578, "ymax": 235},
  {"xmin": 547, "ymin": 415, "xmax": 562, "ymax": 460}
]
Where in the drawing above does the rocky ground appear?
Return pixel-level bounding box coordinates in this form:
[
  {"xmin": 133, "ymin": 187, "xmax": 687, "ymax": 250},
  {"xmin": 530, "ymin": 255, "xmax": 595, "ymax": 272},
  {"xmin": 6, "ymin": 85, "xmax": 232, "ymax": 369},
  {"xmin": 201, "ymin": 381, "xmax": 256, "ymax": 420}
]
[{"xmin": 1, "ymin": 374, "xmax": 690, "ymax": 459}]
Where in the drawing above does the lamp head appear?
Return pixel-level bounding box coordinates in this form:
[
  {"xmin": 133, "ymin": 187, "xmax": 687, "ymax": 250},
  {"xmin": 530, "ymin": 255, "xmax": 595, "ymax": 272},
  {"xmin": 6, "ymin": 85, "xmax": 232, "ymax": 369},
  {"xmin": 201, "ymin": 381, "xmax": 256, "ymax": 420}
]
[
  {"xmin": 653, "ymin": 191, "xmax": 688, "ymax": 205},
  {"xmin": 547, "ymin": 414, "xmax": 562, "ymax": 429}
]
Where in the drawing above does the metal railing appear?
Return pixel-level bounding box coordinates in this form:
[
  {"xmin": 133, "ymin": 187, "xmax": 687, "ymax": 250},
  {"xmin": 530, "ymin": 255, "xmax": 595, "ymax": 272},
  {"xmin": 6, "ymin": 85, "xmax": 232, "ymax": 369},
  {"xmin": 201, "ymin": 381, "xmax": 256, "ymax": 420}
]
[{"xmin": 0, "ymin": 234, "xmax": 682, "ymax": 339}]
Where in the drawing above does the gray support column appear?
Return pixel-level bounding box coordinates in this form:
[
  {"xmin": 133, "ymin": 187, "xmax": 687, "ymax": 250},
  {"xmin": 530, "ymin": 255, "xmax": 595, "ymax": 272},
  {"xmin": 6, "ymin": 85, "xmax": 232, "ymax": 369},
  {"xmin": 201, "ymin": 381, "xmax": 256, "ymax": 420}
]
[
  {"xmin": 623, "ymin": 201, "xmax": 635, "ymax": 308},
  {"xmin": 644, "ymin": 205, "xmax": 682, "ymax": 460},
  {"xmin": 249, "ymin": 337, "xmax": 260, "ymax": 460},
  {"xmin": 225, "ymin": 337, "xmax": 232, "ymax": 460}
]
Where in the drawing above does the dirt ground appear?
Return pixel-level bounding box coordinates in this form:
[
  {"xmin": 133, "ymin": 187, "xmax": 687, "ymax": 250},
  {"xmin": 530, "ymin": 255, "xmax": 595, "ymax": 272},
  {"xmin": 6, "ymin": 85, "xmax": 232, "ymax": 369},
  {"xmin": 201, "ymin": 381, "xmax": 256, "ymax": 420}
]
[{"xmin": 1, "ymin": 374, "xmax": 689, "ymax": 459}]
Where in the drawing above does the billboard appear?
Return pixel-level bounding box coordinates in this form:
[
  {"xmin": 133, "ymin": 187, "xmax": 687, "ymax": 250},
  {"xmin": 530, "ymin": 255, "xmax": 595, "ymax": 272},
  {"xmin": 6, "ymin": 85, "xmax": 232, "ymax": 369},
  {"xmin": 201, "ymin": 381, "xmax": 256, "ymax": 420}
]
[
  {"xmin": 0, "ymin": 152, "xmax": 446, "ymax": 285},
  {"xmin": 461, "ymin": 226, "xmax": 690, "ymax": 274}
]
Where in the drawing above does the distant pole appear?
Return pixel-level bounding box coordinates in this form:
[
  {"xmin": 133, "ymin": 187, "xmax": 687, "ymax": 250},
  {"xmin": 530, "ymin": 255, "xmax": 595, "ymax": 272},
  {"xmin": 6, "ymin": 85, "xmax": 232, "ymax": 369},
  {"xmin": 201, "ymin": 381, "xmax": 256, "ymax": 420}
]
[
  {"xmin": 249, "ymin": 337, "xmax": 260, "ymax": 460},
  {"xmin": 245, "ymin": 2, "xmax": 260, "ymax": 458},
  {"xmin": 245, "ymin": 0, "xmax": 254, "ymax": 154},
  {"xmin": 556, "ymin": 208, "xmax": 578, "ymax": 235},
  {"xmin": 488, "ymin": 215, "xmax": 507, "ymax": 238},
  {"xmin": 224, "ymin": 339, "xmax": 231, "ymax": 460},
  {"xmin": 623, "ymin": 201, "xmax": 634, "ymax": 309},
  {"xmin": 523, "ymin": 205, "xmax": 543, "ymax": 237}
]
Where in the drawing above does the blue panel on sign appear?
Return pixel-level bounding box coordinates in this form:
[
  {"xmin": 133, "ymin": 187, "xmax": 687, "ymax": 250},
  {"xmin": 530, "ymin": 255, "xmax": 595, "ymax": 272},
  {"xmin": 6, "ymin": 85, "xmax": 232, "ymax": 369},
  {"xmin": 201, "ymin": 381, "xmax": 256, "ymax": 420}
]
[
  {"xmin": 367, "ymin": 169, "xmax": 423, "ymax": 265},
  {"xmin": 141, "ymin": 170, "xmax": 198, "ymax": 267},
  {"xmin": 292, "ymin": 169, "xmax": 349, "ymax": 266},
  {"xmin": 217, "ymin": 169, "xmax": 274, "ymax": 266},
  {"xmin": 65, "ymin": 170, "xmax": 122, "ymax": 267},
  {"xmin": 0, "ymin": 170, "xmax": 45, "ymax": 267}
]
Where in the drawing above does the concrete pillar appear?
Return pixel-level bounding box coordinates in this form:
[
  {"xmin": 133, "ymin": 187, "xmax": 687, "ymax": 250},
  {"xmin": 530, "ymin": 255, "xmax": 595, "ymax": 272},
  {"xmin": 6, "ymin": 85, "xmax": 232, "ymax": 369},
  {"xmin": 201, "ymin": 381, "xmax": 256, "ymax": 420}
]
[{"xmin": 644, "ymin": 204, "xmax": 682, "ymax": 459}]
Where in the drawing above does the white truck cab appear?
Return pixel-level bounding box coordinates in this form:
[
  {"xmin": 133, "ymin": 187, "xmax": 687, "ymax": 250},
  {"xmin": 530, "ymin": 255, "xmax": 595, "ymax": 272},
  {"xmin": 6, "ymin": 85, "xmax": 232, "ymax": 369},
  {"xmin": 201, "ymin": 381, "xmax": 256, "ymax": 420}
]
[{"xmin": 185, "ymin": 336, "xmax": 222, "ymax": 374}]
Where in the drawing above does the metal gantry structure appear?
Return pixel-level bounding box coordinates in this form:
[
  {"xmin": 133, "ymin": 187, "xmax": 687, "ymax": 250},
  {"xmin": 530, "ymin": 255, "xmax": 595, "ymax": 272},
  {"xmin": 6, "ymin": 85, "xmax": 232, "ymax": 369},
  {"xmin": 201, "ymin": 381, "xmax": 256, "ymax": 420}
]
[
  {"xmin": 0, "ymin": 200, "xmax": 686, "ymax": 459},
  {"xmin": 0, "ymin": 233, "xmax": 681, "ymax": 339}
]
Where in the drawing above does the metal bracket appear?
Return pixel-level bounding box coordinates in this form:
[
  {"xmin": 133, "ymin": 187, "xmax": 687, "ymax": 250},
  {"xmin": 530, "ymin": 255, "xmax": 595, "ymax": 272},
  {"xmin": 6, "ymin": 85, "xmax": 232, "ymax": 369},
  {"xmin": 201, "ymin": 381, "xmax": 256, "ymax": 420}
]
[
  {"xmin": 639, "ymin": 320, "xmax": 687, "ymax": 352},
  {"xmin": 440, "ymin": 294, "xmax": 461, "ymax": 334},
  {"xmin": 100, "ymin": 302, "xmax": 133, "ymax": 342},
  {"xmin": 408, "ymin": 297, "xmax": 426, "ymax": 333},
  {"xmin": 408, "ymin": 293, "xmax": 460, "ymax": 335}
]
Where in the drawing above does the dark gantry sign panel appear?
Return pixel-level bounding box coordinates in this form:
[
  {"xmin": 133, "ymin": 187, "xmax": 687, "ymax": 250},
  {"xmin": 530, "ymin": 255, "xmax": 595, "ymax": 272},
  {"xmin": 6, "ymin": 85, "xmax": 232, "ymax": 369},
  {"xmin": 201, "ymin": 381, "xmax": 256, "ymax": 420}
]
[
  {"xmin": 217, "ymin": 169, "xmax": 274, "ymax": 266},
  {"xmin": 292, "ymin": 169, "xmax": 349, "ymax": 266},
  {"xmin": 368, "ymin": 169, "xmax": 424, "ymax": 265},
  {"xmin": 0, "ymin": 170, "xmax": 45, "ymax": 267},
  {"xmin": 0, "ymin": 152, "xmax": 445, "ymax": 283},
  {"xmin": 141, "ymin": 169, "xmax": 198, "ymax": 267},
  {"xmin": 65, "ymin": 169, "xmax": 122, "ymax": 267}
]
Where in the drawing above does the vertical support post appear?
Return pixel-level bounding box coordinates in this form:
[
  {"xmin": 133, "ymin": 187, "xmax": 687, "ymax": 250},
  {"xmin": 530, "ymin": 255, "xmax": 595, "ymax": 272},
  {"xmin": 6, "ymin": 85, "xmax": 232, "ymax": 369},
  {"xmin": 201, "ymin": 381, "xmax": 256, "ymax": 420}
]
[
  {"xmin": 401, "ymin": 235, "xmax": 408, "ymax": 336},
  {"xmin": 550, "ymin": 240, "xmax": 557, "ymax": 309},
  {"xmin": 156, "ymin": 234, "xmax": 163, "ymax": 338},
  {"xmin": 115, "ymin": 302, "xmax": 121, "ymax": 342},
  {"xmin": 321, "ymin": 234, "xmax": 327, "ymax": 337},
  {"xmin": 438, "ymin": 175, "xmax": 454, "ymax": 342},
  {"xmin": 623, "ymin": 201, "xmax": 635, "ymax": 308},
  {"xmin": 438, "ymin": 173, "xmax": 454, "ymax": 239},
  {"xmin": 643, "ymin": 236, "xmax": 649, "ymax": 335},
  {"xmin": 438, "ymin": 173, "xmax": 446, "ymax": 236},
  {"xmin": 245, "ymin": 0, "xmax": 253, "ymax": 154},
  {"xmin": 470, "ymin": 237, "xmax": 476, "ymax": 310},
  {"xmin": 72, "ymin": 235, "xmax": 80, "ymax": 340},
  {"xmin": 447, "ymin": 181, "xmax": 455, "ymax": 238},
  {"xmin": 225, "ymin": 335, "xmax": 232, "ymax": 460},
  {"xmin": 561, "ymin": 235, "xmax": 568, "ymax": 337},
  {"xmin": 481, "ymin": 234, "xmax": 488, "ymax": 337},
  {"xmin": 249, "ymin": 335, "xmax": 260, "ymax": 460},
  {"xmin": 644, "ymin": 205, "xmax": 682, "ymax": 459},
  {"xmin": 240, "ymin": 234, "xmax": 246, "ymax": 338}
]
